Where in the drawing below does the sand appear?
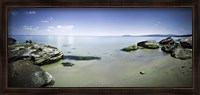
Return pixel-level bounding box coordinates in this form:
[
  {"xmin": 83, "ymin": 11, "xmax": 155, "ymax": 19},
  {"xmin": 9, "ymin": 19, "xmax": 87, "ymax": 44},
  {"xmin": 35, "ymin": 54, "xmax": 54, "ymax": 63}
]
[{"xmin": 40, "ymin": 49, "xmax": 192, "ymax": 87}]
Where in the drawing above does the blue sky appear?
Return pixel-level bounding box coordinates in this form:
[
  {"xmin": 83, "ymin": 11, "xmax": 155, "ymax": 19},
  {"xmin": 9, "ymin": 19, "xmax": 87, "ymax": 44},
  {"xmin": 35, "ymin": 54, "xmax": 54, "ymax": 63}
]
[{"xmin": 8, "ymin": 8, "xmax": 192, "ymax": 36}]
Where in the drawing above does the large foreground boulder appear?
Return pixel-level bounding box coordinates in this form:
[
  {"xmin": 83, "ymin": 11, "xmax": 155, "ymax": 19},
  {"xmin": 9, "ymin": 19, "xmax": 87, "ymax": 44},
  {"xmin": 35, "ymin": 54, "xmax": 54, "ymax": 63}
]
[
  {"xmin": 137, "ymin": 40, "xmax": 159, "ymax": 49},
  {"xmin": 171, "ymin": 48, "xmax": 192, "ymax": 60},
  {"xmin": 8, "ymin": 40, "xmax": 64, "ymax": 65},
  {"xmin": 8, "ymin": 59, "xmax": 55, "ymax": 87}
]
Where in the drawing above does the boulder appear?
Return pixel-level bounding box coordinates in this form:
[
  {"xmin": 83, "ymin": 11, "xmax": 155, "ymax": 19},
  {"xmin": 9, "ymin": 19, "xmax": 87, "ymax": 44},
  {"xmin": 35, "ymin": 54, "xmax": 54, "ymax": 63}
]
[
  {"xmin": 8, "ymin": 59, "xmax": 55, "ymax": 87},
  {"xmin": 159, "ymin": 37, "xmax": 174, "ymax": 45},
  {"xmin": 180, "ymin": 37, "xmax": 192, "ymax": 48},
  {"xmin": 121, "ymin": 45, "xmax": 138, "ymax": 52},
  {"xmin": 137, "ymin": 40, "xmax": 159, "ymax": 49},
  {"xmin": 8, "ymin": 38, "xmax": 17, "ymax": 45},
  {"xmin": 8, "ymin": 42, "xmax": 64, "ymax": 65},
  {"xmin": 171, "ymin": 48, "xmax": 192, "ymax": 60},
  {"xmin": 25, "ymin": 40, "xmax": 33, "ymax": 44},
  {"xmin": 161, "ymin": 44, "xmax": 177, "ymax": 53}
]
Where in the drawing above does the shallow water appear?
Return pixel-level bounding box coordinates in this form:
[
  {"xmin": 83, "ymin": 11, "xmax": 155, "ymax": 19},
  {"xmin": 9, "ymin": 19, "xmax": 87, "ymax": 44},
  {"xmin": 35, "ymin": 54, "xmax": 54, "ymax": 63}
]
[{"xmin": 9, "ymin": 35, "xmax": 192, "ymax": 87}]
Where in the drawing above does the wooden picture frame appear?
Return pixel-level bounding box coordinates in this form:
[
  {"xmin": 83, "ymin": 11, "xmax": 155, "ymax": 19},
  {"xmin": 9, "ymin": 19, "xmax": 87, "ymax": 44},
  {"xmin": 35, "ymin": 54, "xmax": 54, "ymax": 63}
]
[{"xmin": 0, "ymin": 0, "xmax": 199, "ymax": 95}]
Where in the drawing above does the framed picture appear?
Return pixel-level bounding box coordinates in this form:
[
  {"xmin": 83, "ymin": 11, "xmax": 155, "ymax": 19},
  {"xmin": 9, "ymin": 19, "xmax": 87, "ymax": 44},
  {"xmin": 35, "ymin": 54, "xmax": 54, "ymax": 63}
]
[{"xmin": 1, "ymin": 0, "xmax": 199, "ymax": 94}]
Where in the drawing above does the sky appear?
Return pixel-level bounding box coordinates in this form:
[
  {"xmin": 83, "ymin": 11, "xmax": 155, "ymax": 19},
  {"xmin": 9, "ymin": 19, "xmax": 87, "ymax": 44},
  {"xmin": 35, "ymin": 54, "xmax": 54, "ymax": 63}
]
[{"xmin": 8, "ymin": 8, "xmax": 192, "ymax": 36}]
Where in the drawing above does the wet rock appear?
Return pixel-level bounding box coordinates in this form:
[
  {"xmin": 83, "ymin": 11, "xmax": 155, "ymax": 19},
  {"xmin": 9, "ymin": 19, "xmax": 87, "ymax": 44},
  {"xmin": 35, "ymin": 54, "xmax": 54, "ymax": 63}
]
[
  {"xmin": 64, "ymin": 55, "xmax": 101, "ymax": 60},
  {"xmin": 161, "ymin": 44, "xmax": 176, "ymax": 53},
  {"xmin": 43, "ymin": 71, "xmax": 55, "ymax": 86},
  {"xmin": 159, "ymin": 37, "xmax": 174, "ymax": 45},
  {"xmin": 8, "ymin": 38, "xmax": 17, "ymax": 45},
  {"xmin": 180, "ymin": 37, "xmax": 192, "ymax": 48},
  {"xmin": 8, "ymin": 42, "xmax": 64, "ymax": 65},
  {"xmin": 25, "ymin": 40, "xmax": 34, "ymax": 44},
  {"xmin": 140, "ymin": 71, "xmax": 146, "ymax": 75},
  {"xmin": 121, "ymin": 45, "xmax": 138, "ymax": 52},
  {"xmin": 171, "ymin": 48, "xmax": 192, "ymax": 60},
  {"xmin": 137, "ymin": 40, "xmax": 159, "ymax": 49},
  {"xmin": 62, "ymin": 62, "xmax": 74, "ymax": 67},
  {"xmin": 8, "ymin": 59, "xmax": 55, "ymax": 87}
]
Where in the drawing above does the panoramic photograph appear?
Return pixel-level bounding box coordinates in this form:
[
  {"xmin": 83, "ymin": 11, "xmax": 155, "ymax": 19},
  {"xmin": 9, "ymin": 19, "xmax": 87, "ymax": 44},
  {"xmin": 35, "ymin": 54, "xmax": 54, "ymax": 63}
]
[{"xmin": 7, "ymin": 8, "xmax": 192, "ymax": 87}]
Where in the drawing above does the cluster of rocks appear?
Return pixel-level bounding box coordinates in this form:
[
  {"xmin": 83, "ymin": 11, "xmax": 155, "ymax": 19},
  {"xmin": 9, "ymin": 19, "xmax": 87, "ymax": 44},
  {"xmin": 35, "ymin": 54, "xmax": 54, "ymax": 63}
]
[
  {"xmin": 8, "ymin": 38, "xmax": 64, "ymax": 87},
  {"xmin": 121, "ymin": 40, "xmax": 160, "ymax": 52},
  {"xmin": 121, "ymin": 36, "xmax": 192, "ymax": 60},
  {"xmin": 160, "ymin": 37, "xmax": 192, "ymax": 60}
]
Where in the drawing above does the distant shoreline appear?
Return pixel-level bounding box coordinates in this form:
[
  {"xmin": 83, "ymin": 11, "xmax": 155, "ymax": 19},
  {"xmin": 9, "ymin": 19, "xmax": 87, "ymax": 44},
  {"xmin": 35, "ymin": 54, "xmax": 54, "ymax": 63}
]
[{"xmin": 122, "ymin": 34, "xmax": 192, "ymax": 37}]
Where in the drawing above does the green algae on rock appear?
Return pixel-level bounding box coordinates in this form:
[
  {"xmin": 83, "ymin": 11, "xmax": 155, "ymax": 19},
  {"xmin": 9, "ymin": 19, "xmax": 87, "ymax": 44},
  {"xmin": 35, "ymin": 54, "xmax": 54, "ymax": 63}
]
[{"xmin": 121, "ymin": 45, "xmax": 138, "ymax": 52}]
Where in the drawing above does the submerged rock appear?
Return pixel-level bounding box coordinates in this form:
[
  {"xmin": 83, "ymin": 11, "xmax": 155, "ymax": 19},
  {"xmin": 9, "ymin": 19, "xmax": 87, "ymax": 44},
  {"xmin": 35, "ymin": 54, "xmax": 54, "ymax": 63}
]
[
  {"xmin": 62, "ymin": 62, "xmax": 74, "ymax": 67},
  {"xmin": 171, "ymin": 48, "xmax": 192, "ymax": 60},
  {"xmin": 121, "ymin": 45, "xmax": 138, "ymax": 52},
  {"xmin": 8, "ymin": 59, "xmax": 55, "ymax": 87},
  {"xmin": 159, "ymin": 37, "xmax": 174, "ymax": 45},
  {"xmin": 63, "ymin": 55, "xmax": 101, "ymax": 60},
  {"xmin": 137, "ymin": 40, "xmax": 159, "ymax": 49}
]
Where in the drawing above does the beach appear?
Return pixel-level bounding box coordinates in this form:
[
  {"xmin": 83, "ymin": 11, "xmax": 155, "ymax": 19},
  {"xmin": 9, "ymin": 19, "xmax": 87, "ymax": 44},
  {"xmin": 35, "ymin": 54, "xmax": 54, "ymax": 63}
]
[
  {"xmin": 9, "ymin": 35, "xmax": 193, "ymax": 87},
  {"xmin": 40, "ymin": 49, "xmax": 192, "ymax": 87}
]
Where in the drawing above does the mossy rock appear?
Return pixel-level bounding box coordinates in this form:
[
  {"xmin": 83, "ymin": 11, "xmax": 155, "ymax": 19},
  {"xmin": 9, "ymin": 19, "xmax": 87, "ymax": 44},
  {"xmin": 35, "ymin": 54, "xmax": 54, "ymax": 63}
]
[
  {"xmin": 146, "ymin": 44, "xmax": 159, "ymax": 49},
  {"xmin": 121, "ymin": 45, "xmax": 138, "ymax": 52},
  {"xmin": 161, "ymin": 45, "xmax": 172, "ymax": 53},
  {"xmin": 137, "ymin": 40, "xmax": 159, "ymax": 49}
]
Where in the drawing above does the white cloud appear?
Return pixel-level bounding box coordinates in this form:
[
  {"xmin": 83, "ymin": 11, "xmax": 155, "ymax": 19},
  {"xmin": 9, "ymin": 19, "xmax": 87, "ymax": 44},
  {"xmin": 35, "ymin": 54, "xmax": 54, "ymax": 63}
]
[
  {"xmin": 26, "ymin": 11, "xmax": 36, "ymax": 15},
  {"xmin": 41, "ymin": 17, "xmax": 53, "ymax": 23},
  {"xmin": 47, "ymin": 25, "xmax": 74, "ymax": 33},
  {"xmin": 40, "ymin": 20, "xmax": 49, "ymax": 23},
  {"xmin": 57, "ymin": 25, "xmax": 62, "ymax": 28},
  {"xmin": 22, "ymin": 25, "xmax": 39, "ymax": 31}
]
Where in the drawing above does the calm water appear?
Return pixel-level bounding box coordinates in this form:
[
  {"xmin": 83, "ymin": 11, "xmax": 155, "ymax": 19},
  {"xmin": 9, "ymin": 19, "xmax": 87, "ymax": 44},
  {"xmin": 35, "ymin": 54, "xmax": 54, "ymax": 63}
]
[
  {"xmin": 9, "ymin": 35, "xmax": 191, "ymax": 87},
  {"xmin": 9, "ymin": 35, "xmax": 167, "ymax": 56}
]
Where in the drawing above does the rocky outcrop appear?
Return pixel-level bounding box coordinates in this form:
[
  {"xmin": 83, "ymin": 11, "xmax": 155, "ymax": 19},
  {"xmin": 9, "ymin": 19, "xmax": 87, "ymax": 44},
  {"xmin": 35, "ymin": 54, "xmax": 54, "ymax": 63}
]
[
  {"xmin": 180, "ymin": 37, "xmax": 192, "ymax": 48},
  {"xmin": 121, "ymin": 45, "xmax": 138, "ymax": 52},
  {"xmin": 8, "ymin": 59, "xmax": 55, "ymax": 87},
  {"xmin": 159, "ymin": 37, "xmax": 174, "ymax": 45},
  {"xmin": 171, "ymin": 48, "xmax": 192, "ymax": 60},
  {"xmin": 8, "ymin": 38, "xmax": 17, "ymax": 45},
  {"xmin": 137, "ymin": 40, "xmax": 159, "ymax": 49},
  {"xmin": 160, "ymin": 36, "xmax": 192, "ymax": 60},
  {"xmin": 8, "ymin": 40, "xmax": 64, "ymax": 65},
  {"xmin": 7, "ymin": 38, "xmax": 65, "ymax": 87},
  {"xmin": 161, "ymin": 45, "xmax": 173, "ymax": 53}
]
